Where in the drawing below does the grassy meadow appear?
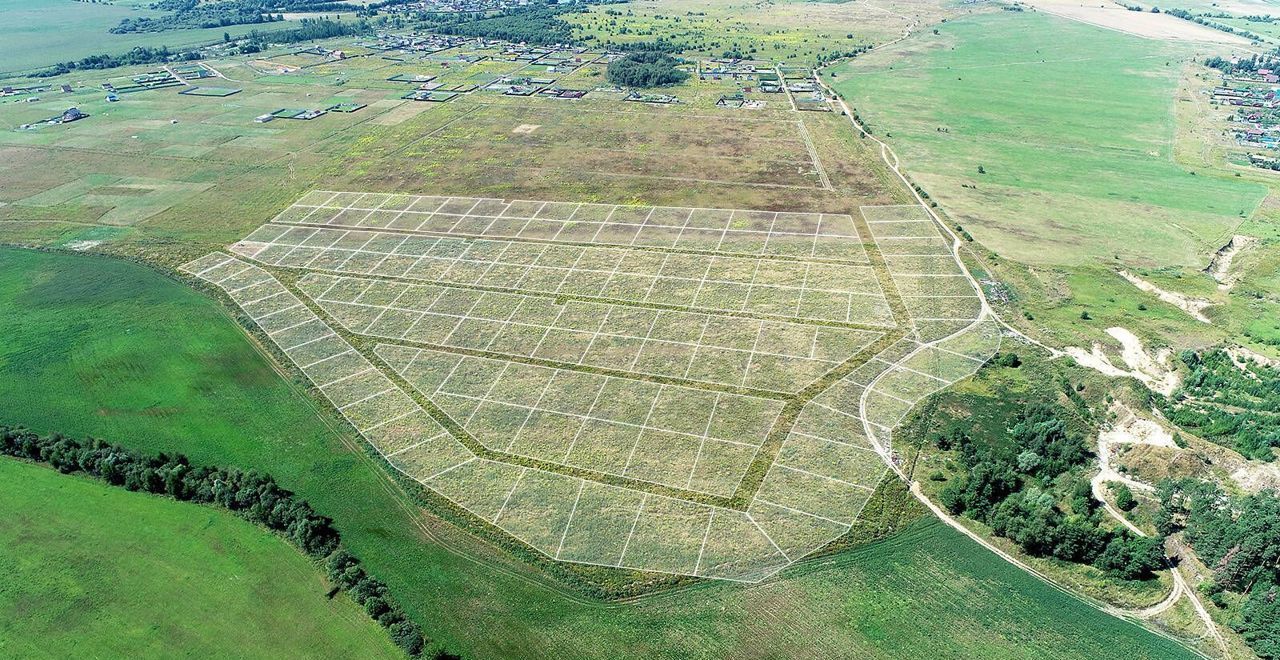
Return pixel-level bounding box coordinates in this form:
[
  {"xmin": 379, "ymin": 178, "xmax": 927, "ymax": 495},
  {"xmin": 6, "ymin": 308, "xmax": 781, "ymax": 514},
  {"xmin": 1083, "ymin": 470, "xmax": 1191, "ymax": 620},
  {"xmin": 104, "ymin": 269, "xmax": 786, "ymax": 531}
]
[
  {"xmin": 828, "ymin": 10, "xmax": 1266, "ymax": 269},
  {"xmin": 0, "ymin": 246, "xmax": 1196, "ymax": 658},
  {"xmin": 0, "ymin": 0, "xmax": 310, "ymax": 75},
  {"xmin": 568, "ymin": 0, "xmax": 914, "ymax": 64},
  {"xmin": 0, "ymin": 459, "xmax": 400, "ymax": 658}
]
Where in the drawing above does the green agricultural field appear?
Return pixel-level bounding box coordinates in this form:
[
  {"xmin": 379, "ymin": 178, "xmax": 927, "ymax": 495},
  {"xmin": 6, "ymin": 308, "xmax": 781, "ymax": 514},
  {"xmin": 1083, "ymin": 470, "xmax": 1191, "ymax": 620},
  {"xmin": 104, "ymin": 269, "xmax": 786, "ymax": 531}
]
[
  {"xmin": 0, "ymin": 246, "xmax": 1196, "ymax": 657},
  {"xmin": 0, "ymin": 0, "xmax": 304, "ymax": 75},
  {"xmin": 0, "ymin": 459, "xmax": 400, "ymax": 658},
  {"xmin": 828, "ymin": 10, "xmax": 1266, "ymax": 269}
]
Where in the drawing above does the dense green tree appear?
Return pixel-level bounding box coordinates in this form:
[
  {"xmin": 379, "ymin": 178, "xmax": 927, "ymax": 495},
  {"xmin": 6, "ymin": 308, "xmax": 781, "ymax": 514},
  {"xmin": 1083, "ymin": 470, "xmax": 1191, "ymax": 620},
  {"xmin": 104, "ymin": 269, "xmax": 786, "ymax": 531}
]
[
  {"xmin": 1095, "ymin": 535, "xmax": 1164, "ymax": 580},
  {"xmin": 1238, "ymin": 583, "xmax": 1280, "ymax": 658},
  {"xmin": 1113, "ymin": 483, "xmax": 1137, "ymax": 512},
  {"xmin": 607, "ymin": 51, "xmax": 689, "ymax": 87}
]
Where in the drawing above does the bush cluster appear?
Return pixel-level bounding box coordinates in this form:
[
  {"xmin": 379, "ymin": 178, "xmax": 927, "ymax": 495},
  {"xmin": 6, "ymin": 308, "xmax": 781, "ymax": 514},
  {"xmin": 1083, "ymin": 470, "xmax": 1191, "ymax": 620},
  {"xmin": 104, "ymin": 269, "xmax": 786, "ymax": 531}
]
[
  {"xmin": 606, "ymin": 51, "xmax": 688, "ymax": 87},
  {"xmin": 934, "ymin": 404, "xmax": 1164, "ymax": 580}
]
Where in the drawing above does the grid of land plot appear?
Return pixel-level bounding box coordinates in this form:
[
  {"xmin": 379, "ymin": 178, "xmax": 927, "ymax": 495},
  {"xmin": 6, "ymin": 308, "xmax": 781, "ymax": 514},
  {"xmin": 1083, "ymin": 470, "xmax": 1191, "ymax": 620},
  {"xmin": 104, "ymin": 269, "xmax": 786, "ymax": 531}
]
[
  {"xmin": 184, "ymin": 252, "xmax": 885, "ymax": 581},
  {"xmin": 377, "ymin": 345, "xmax": 785, "ymax": 497},
  {"xmin": 231, "ymin": 226, "xmax": 894, "ymax": 326},
  {"xmin": 179, "ymin": 253, "xmax": 475, "ymax": 481},
  {"xmin": 844, "ymin": 318, "xmax": 1001, "ymax": 457},
  {"xmin": 180, "ymin": 192, "xmax": 1005, "ymax": 584},
  {"xmin": 862, "ymin": 205, "xmax": 983, "ymax": 343},
  {"xmin": 268, "ymin": 191, "xmax": 871, "ymax": 262},
  {"xmin": 295, "ymin": 272, "xmax": 883, "ymax": 394}
]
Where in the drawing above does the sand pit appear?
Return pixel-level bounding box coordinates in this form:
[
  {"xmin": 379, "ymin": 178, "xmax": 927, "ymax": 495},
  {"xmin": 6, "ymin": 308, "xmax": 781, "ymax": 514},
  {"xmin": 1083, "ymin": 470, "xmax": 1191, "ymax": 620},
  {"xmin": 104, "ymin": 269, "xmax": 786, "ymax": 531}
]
[
  {"xmin": 1101, "ymin": 404, "xmax": 1178, "ymax": 450},
  {"xmin": 1205, "ymin": 235, "xmax": 1256, "ymax": 290},
  {"xmin": 1066, "ymin": 326, "xmax": 1180, "ymax": 395}
]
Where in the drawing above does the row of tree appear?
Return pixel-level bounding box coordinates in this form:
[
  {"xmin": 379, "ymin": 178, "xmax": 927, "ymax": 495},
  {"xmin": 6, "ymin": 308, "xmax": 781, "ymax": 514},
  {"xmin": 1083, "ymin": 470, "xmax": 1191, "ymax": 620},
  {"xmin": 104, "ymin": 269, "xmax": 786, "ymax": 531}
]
[
  {"xmin": 35, "ymin": 17, "xmax": 370, "ymax": 76},
  {"xmin": 424, "ymin": 6, "xmax": 578, "ymax": 45},
  {"xmin": 233, "ymin": 17, "xmax": 372, "ymax": 53},
  {"xmin": 1159, "ymin": 480, "xmax": 1280, "ymax": 657},
  {"xmin": 1204, "ymin": 53, "xmax": 1280, "ymax": 74},
  {"xmin": 934, "ymin": 402, "xmax": 1165, "ymax": 580},
  {"xmin": 115, "ymin": 0, "xmax": 356, "ymax": 33},
  {"xmin": 34, "ymin": 46, "xmax": 202, "ymax": 77},
  {"xmin": 113, "ymin": 9, "xmax": 285, "ymax": 34},
  {"xmin": 1165, "ymin": 8, "xmax": 1264, "ymax": 41},
  {"xmin": 0, "ymin": 427, "xmax": 453, "ymax": 658}
]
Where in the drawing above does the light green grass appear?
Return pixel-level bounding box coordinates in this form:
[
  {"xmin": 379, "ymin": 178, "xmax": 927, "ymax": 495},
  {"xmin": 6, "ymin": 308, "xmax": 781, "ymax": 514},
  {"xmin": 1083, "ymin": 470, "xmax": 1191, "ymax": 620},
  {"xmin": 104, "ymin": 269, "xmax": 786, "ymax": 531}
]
[
  {"xmin": 0, "ymin": 245, "xmax": 1198, "ymax": 658},
  {"xmin": 0, "ymin": 459, "xmax": 400, "ymax": 658},
  {"xmin": 0, "ymin": 0, "xmax": 308, "ymax": 75},
  {"xmin": 828, "ymin": 10, "xmax": 1266, "ymax": 268}
]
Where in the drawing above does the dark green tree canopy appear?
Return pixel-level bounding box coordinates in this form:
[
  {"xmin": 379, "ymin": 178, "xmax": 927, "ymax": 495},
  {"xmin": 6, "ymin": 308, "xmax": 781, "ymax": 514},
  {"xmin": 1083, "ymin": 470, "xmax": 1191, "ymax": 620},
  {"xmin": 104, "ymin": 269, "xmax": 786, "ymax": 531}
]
[{"xmin": 607, "ymin": 51, "xmax": 689, "ymax": 87}]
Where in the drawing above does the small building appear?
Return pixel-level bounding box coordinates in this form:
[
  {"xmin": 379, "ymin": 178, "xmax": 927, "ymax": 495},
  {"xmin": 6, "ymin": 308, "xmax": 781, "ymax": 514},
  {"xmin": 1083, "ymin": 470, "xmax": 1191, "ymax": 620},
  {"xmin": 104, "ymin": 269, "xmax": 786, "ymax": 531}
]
[
  {"xmin": 106, "ymin": 93, "xmax": 120, "ymax": 102},
  {"xmin": 716, "ymin": 93, "xmax": 746, "ymax": 108},
  {"xmin": 254, "ymin": 113, "xmax": 275, "ymax": 123}
]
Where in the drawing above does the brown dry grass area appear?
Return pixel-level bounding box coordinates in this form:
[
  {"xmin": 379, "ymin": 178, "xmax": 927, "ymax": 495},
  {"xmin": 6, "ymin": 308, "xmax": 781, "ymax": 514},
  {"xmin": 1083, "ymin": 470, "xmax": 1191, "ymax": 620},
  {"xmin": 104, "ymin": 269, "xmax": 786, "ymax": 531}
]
[{"xmin": 339, "ymin": 98, "xmax": 902, "ymax": 212}]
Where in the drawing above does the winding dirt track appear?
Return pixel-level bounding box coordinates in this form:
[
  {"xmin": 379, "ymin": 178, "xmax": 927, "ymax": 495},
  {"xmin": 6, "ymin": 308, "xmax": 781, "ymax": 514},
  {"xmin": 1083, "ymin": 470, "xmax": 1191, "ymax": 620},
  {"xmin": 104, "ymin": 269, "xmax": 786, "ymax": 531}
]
[
  {"xmin": 199, "ymin": 8, "xmax": 1231, "ymax": 654},
  {"xmin": 813, "ymin": 7, "xmax": 1224, "ymax": 656}
]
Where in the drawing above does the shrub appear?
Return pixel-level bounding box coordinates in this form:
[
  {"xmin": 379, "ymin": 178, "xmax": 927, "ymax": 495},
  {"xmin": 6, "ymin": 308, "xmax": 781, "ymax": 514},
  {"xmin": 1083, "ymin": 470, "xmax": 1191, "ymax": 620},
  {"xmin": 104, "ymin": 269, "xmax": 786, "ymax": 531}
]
[{"xmin": 1113, "ymin": 483, "xmax": 1137, "ymax": 512}]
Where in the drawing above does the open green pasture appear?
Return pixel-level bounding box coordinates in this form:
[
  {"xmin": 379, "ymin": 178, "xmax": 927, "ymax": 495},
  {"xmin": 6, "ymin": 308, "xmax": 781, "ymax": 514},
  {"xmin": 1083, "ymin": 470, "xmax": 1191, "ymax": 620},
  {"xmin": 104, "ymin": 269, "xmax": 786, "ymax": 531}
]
[
  {"xmin": 0, "ymin": 0, "xmax": 303, "ymax": 75},
  {"xmin": 828, "ymin": 11, "xmax": 1266, "ymax": 268},
  {"xmin": 0, "ymin": 459, "xmax": 399, "ymax": 658},
  {"xmin": 0, "ymin": 246, "xmax": 1197, "ymax": 658}
]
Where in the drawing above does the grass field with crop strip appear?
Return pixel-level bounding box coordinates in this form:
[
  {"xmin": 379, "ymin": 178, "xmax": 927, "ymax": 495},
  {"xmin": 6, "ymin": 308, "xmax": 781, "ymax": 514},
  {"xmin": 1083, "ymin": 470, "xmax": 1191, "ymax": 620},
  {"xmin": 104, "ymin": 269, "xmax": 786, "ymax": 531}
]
[
  {"xmin": 0, "ymin": 459, "xmax": 400, "ymax": 658},
  {"xmin": 828, "ymin": 10, "xmax": 1266, "ymax": 269},
  {"xmin": 0, "ymin": 246, "xmax": 1196, "ymax": 658}
]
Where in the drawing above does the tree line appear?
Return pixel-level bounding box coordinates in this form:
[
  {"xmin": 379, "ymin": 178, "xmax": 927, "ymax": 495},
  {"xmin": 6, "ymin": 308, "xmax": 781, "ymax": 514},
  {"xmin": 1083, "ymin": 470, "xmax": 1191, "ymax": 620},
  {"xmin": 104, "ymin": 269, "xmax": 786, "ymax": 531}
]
[
  {"xmin": 34, "ymin": 46, "xmax": 202, "ymax": 77},
  {"xmin": 35, "ymin": 18, "xmax": 370, "ymax": 75},
  {"xmin": 0, "ymin": 427, "xmax": 456, "ymax": 659},
  {"xmin": 1205, "ymin": 53, "xmax": 1280, "ymax": 75},
  {"xmin": 423, "ymin": 6, "xmax": 579, "ymax": 45},
  {"xmin": 1165, "ymin": 8, "xmax": 1264, "ymax": 41},
  {"xmin": 114, "ymin": 0, "xmax": 355, "ymax": 34},
  {"xmin": 114, "ymin": 7, "xmax": 284, "ymax": 34},
  {"xmin": 233, "ymin": 17, "xmax": 372, "ymax": 53}
]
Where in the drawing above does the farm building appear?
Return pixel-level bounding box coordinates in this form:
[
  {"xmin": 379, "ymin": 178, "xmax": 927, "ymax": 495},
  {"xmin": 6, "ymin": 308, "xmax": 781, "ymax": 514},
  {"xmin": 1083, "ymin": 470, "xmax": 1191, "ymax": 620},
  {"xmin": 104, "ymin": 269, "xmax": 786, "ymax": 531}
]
[{"xmin": 47, "ymin": 107, "xmax": 87, "ymax": 124}]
